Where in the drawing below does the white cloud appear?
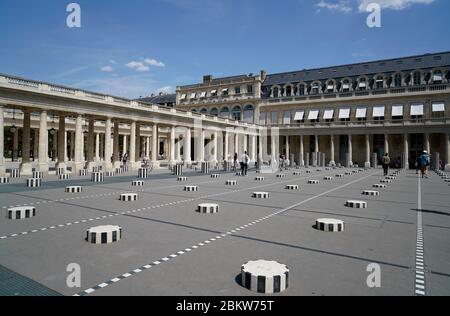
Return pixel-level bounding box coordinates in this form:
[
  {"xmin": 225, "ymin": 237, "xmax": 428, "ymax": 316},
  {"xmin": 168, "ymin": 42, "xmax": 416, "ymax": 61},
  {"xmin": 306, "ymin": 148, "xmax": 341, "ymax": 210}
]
[
  {"xmin": 109, "ymin": 60, "xmax": 117, "ymax": 64},
  {"xmin": 126, "ymin": 61, "xmax": 150, "ymax": 72},
  {"xmin": 100, "ymin": 65, "xmax": 114, "ymax": 72},
  {"xmin": 317, "ymin": 0, "xmax": 353, "ymax": 13},
  {"xmin": 145, "ymin": 58, "xmax": 166, "ymax": 67},
  {"xmin": 358, "ymin": 0, "xmax": 435, "ymax": 11},
  {"xmin": 156, "ymin": 86, "xmax": 174, "ymax": 94}
]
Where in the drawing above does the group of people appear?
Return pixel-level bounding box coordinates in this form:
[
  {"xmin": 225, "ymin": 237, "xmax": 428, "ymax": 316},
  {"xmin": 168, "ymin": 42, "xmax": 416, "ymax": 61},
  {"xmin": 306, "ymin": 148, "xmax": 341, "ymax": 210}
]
[
  {"xmin": 382, "ymin": 150, "xmax": 431, "ymax": 178},
  {"xmin": 233, "ymin": 152, "xmax": 250, "ymax": 176}
]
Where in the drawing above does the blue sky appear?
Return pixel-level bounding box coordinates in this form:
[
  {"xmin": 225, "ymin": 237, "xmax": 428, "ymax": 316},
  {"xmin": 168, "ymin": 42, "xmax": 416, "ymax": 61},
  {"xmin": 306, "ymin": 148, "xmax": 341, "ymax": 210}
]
[{"xmin": 0, "ymin": 0, "xmax": 449, "ymax": 98}]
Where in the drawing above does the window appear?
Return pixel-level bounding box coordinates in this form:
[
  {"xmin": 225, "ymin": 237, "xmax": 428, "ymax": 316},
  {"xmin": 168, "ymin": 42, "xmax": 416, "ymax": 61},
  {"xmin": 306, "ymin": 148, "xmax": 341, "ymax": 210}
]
[
  {"xmin": 308, "ymin": 110, "xmax": 320, "ymax": 123},
  {"xmin": 259, "ymin": 112, "xmax": 267, "ymax": 125},
  {"xmin": 373, "ymin": 105, "xmax": 385, "ymax": 121},
  {"xmin": 247, "ymin": 85, "xmax": 253, "ymax": 94},
  {"xmin": 191, "ymin": 109, "xmax": 198, "ymax": 113},
  {"xmin": 342, "ymin": 80, "xmax": 350, "ymax": 92},
  {"xmin": 200, "ymin": 108, "xmax": 208, "ymax": 114},
  {"xmin": 433, "ymin": 70, "xmax": 443, "ymax": 83},
  {"xmin": 375, "ymin": 76, "xmax": 384, "ymax": 89},
  {"xmin": 432, "ymin": 102, "xmax": 445, "ymax": 119},
  {"xmin": 413, "ymin": 71, "xmax": 421, "ymax": 85},
  {"xmin": 311, "ymin": 83, "xmax": 319, "ymax": 95},
  {"xmin": 180, "ymin": 94, "xmax": 187, "ymax": 100},
  {"xmin": 273, "ymin": 87, "xmax": 279, "ymax": 98},
  {"xmin": 243, "ymin": 105, "xmax": 254, "ymax": 123},
  {"xmin": 323, "ymin": 109, "xmax": 334, "ymax": 122},
  {"xmin": 190, "ymin": 92, "xmax": 196, "ymax": 99},
  {"xmin": 271, "ymin": 112, "xmax": 278, "ymax": 125},
  {"xmin": 339, "ymin": 107, "xmax": 351, "ymax": 122},
  {"xmin": 283, "ymin": 111, "xmax": 291, "ymax": 125},
  {"xmin": 327, "ymin": 81, "xmax": 334, "ymax": 93},
  {"xmin": 410, "ymin": 103, "xmax": 424, "ymax": 120},
  {"xmin": 222, "ymin": 88, "xmax": 229, "ymax": 96},
  {"xmin": 299, "ymin": 84, "xmax": 305, "ymax": 96},
  {"xmin": 294, "ymin": 110, "xmax": 305, "ymax": 123},
  {"xmin": 211, "ymin": 90, "xmax": 218, "ymax": 97},
  {"xmin": 394, "ymin": 74, "xmax": 402, "ymax": 87},
  {"xmin": 235, "ymin": 86, "xmax": 241, "ymax": 94},
  {"xmin": 356, "ymin": 107, "xmax": 367, "ymax": 121},
  {"xmin": 391, "ymin": 105, "xmax": 404, "ymax": 120},
  {"xmin": 359, "ymin": 78, "xmax": 367, "ymax": 90},
  {"xmin": 286, "ymin": 86, "xmax": 292, "ymax": 97},
  {"xmin": 231, "ymin": 106, "xmax": 241, "ymax": 121},
  {"xmin": 200, "ymin": 91, "xmax": 207, "ymax": 98},
  {"xmin": 219, "ymin": 107, "xmax": 230, "ymax": 118},
  {"xmin": 210, "ymin": 108, "xmax": 219, "ymax": 116}
]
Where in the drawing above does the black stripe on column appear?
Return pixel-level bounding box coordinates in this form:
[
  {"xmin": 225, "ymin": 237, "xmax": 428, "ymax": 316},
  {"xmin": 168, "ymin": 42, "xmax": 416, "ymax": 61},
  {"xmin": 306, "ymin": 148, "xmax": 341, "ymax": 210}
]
[{"xmin": 257, "ymin": 276, "xmax": 266, "ymax": 293}]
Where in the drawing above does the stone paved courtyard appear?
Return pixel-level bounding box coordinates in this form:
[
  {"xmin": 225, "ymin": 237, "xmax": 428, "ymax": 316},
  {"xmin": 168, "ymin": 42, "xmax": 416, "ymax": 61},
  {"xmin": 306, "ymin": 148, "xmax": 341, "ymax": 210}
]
[{"xmin": 0, "ymin": 167, "xmax": 449, "ymax": 296}]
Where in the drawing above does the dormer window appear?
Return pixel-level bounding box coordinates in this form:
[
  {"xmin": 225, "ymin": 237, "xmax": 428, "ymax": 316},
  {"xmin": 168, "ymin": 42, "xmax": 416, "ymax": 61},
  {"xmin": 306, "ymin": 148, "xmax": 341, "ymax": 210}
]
[
  {"xmin": 200, "ymin": 91, "xmax": 207, "ymax": 98},
  {"xmin": 394, "ymin": 74, "xmax": 402, "ymax": 87},
  {"xmin": 190, "ymin": 92, "xmax": 196, "ymax": 99},
  {"xmin": 326, "ymin": 81, "xmax": 334, "ymax": 92},
  {"xmin": 235, "ymin": 86, "xmax": 241, "ymax": 94},
  {"xmin": 211, "ymin": 90, "xmax": 218, "ymax": 97},
  {"xmin": 286, "ymin": 86, "xmax": 292, "ymax": 97},
  {"xmin": 413, "ymin": 71, "xmax": 421, "ymax": 85},
  {"xmin": 375, "ymin": 76, "xmax": 384, "ymax": 89},
  {"xmin": 180, "ymin": 94, "xmax": 187, "ymax": 100},
  {"xmin": 359, "ymin": 78, "xmax": 367, "ymax": 90},
  {"xmin": 299, "ymin": 84, "xmax": 305, "ymax": 96},
  {"xmin": 342, "ymin": 80, "xmax": 350, "ymax": 92},
  {"xmin": 433, "ymin": 70, "xmax": 443, "ymax": 83},
  {"xmin": 273, "ymin": 87, "xmax": 279, "ymax": 98},
  {"xmin": 222, "ymin": 88, "xmax": 229, "ymax": 96},
  {"xmin": 311, "ymin": 83, "xmax": 319, "ymax": 95}
]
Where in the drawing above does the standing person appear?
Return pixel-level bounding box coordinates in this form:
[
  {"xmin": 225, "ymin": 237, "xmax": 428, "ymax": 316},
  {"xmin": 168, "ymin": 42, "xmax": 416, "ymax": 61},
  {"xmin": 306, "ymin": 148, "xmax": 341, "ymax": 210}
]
[
  {"xmin": 420, "ymin": 150, "xmax": 430, "ymax": 179},
  {"xmin": 279, "ymin": 154, "xmax": 284, "ymax": 172},
  {"xmin": 233, "ymin": 153, "xmax": 238, "ymax": 171},
  {"xmin": 240, "ymin": 151, "xmax": 250, "ymax": 176},
  {"xmin": 415, "ymin": 156, "xmax": 421, "ymax": 175},
  {"xmin": 382, "ymin": 153, "xmax": 391, "ymax": 176}
]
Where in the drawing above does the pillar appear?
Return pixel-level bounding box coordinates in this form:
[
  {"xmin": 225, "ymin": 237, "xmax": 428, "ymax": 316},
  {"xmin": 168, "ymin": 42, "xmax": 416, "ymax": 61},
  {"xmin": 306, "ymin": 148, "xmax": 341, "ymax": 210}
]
[
  {"xmin": 123, "ymin": 135, "xmax": 127, "ymax": 156},
  {"xmin": 152, "ymin": 124, "xmax": 159, "ymax": 168},
  {"xmin": 129, "ymin": 121, "xmax": 137, "ymax": 169},
  {"xmin": 170, "ymin": 126, "xmax": 176, "ymax": 165},
  {"xmin": 64, "ymin": 130, "xmax": 68, "ymax": 162},
  {"xmin": 200, "ymin": 129, "xmax": 205, "ymax": 162},
  {"xmin": 365, "ymin": 134, "xmax": 371, "ymax": 168},
  {"xmin": 33, "ymin": 129, "xmax": 39, "ymax": 161},
  {"xmin": 70, "ymin": 131, "xmax": 75, "ymax": 161},
  {"xmin": 445, "ymin": 134, "xmax": 450, "ymax": 171},
  {"xmin": 113, "ymin": 121, "xmax": 120, "ymax": 168},
  {"xmin": 13, "ymin": 128, "xmax": 19, "ymax": 162},
  {"xmin": 224, "ymin": 131, "xmax": 229, "ymax": 161},
  {"xmin": 146, "ymin": 137, "xmax": 150, "ymax": 159},
  {"xmin": 20, "ymin": 110, "xmax": 32, "ymax": 174},
  {"xmin": 87, "ymin": 118, "xmax": 96, "ymax": 170},
  {"xmin": 135, "ymin": 123, "xmax": 141, "ymax": 160},
  {"xmin": 424, "ymin": 133, "xmax": 430, "ymax": 154},
  {"xmin": 330, "ymin": 135, "xmax": 336, "ymax": 166},
  {"xmin": 52, "ymin": 132, "xmax": 57, "ymax": 162},
  {"xmin": 185, "ymin": 128, "xmax": 191, "ymax": 165},
  {"xmin": 95, "ymin": 133, "xmax": 100, "ymax": 162},
  {"xmin": 384, "ymin": 134, "xmax": 389, "ymax": 155},
  {"xmin": 285, "ymin": 136, "xmax": 290, "ymax": 163},
  {"xmin": 234, "ymin": 133, "xmax": 239, "ymax": 157},
  {"xmin": 103, "ymin": 118, "xmax": 113, "ymax": 172},
  {"xmin": 250, "ymin": 134, "xmax": 256, "ymax": 163},
  {"xmin": 404, "ymin": 134, "xmax": 409, "ymax": 169},
  {"xmin": 348, "ymin": 134, "xmax": 353, "ymax": 167},
  {"xmin": 0, "ymin": 106, "xmax": 5, "ymax": 176},
  {"xmin": 38, "ymin": 110, "xmax": 49, "ymax": 172},
  {"xmin": 73, "ymin": 115, "xmax": 85, "ymax": 172},
  {"xmin": 299, "ymin": 135, "xmax": 304, "ymax": 167},
  {"xmin": 212, "ymin": 131, "xmax": 218, "ymax": 163}
]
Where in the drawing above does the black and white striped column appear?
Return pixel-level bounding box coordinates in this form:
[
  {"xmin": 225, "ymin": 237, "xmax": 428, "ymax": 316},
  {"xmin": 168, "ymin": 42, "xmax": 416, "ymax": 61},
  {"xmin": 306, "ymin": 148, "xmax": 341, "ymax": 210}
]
[
  {"xmin": 26, "ymin": 178, "xmax": 41, "ymax": 188},
  {"xmin": 132, "ymin": 180, "xmax": 145, "ymax": 186},
  {"xmin": 65, "ymin": 186, "xmax": 82, "ymax": 193},
  {"xmin": 79, "ymin": 169, "xmax": 88, "ymax": 176},
  {"xmin": 91, "ymin": 172, "xmax": 105, "ymax": 183},
  {"xmin": 7, "ymin": 206, "xmax": 36, "ymax": 220},
  {"xmin": 138, "ymin": 168, "xmax": 149, "ymax": 179},
  {"xmin": 59, "ymin": 174, "xmax": 71, "ymax": 180},
  {"xmin": 316, "ymin": 218, "xmax": 345, "ymax": 232},
  {"xmin": 197, "ymin": 203, "xmax": 219, "ymax": 214},
  {"xmin": 241, "ymin": 260, "xmax": 289, "ymax": 294},
  {"xmin": 174, "ymin": 165, "xmax": 183, "ymax": 176},
  {"xmin": 10, "ymin": 169, "xmax": 20, "ymax": 178},
  {"xmin": 120, "ymin": 193, "xmax": 138, "ymax": 201},
  {"xmin": 0, "ymin": 177, "xmax": 9, "ymax": 184},
  {"xmin": 86, "ymin": 225, "xmax": 122, "ymax": 244},
  {"xmin": 201, "ymin": 162, "xmax": 210, "ymax": 174}
]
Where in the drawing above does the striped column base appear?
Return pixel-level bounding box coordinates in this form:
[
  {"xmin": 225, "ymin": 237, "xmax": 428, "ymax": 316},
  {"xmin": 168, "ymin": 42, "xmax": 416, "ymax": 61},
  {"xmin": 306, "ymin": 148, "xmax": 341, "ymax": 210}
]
[
  {"xmin": 177, "ymin": 177, "xmax": 188, "ymax": 182},
  {"xmin": 79, "ymin": 170, "xmax": 88, "ymax": 176},
  {"xmin": 92, "ymin": 167, "xmax": 101, "ymax": 173},
  {"xmin": 32, "ymin": 171, "xmax": 43, "ymax": 179},
  {"xmin": 345, "ymin": 200, "xmax": 367, "ymax": 208},
  {"xmin": 316, "ymin": 218, "xmax": 345, "ymax": 232},
  {"xmin": 253, "ymin": 192, "xmax": 269, "ymax": 199},
  {"xmin": 120, "ymin": 193, "xmax": 138, "ymax": 201},
  {"xmin": 65, "ymin": 186, "xmax": 82, "ymax": 193},
  {"xmin": 306, "ymin": 170, "xmax": 312, "ymax": 174},
  {"xmin": 286, "ymin": 185, "xmax": 299, "ymax": 190},
  {"xmin": 380, "ymin": 179, "xmax": 392, "ymax": 184},
  {"xmin": 241, "ymin": 260, "xmax": 289, "ymax": 294},
  {"xmin": 276, "ymin": 174, "xmax": 286, "ymax": 178},
  {"xmin": 316, "ymin": 169, "xmax": 323, "ymax": 172},
  {"xmin": 373, "ymin": 184, "xmax": 387, "ymax": 189},
  {"xmin": 105, "ymin": 171, "xmax": 115, "ymax": 177},
  {"xmin": 345, "ymin": 172, "xmax": 353, "ymax": 175},
  {"xmin": 352, "ymin": 170, "xmax": 359, "ymax": 174},
  {"xmin": 59, "ymin": 174, "xmax": 71, "ymax": 180},
  {"xmin": 197, "ymin": 203, "xmax": 219, "ymax": 214},
  {"xmin": 0, "ymin": 177, "xmax": 10, "ymax": 184},
  {"xmin": 115, "ymin": 168, "xmax": 123, "ymax": 175},
  {"xmin": 7, "ymin": 206, "xmax": 36, "ymax": 220},
  {"xmin": 184, "ymin": 186, "xmax": 199, "ymax": 192},
  {"xmin": 132, "ymin": 180, "xmax": 145, "ymax": 186},
  {"xmin": 26, "ymin": 178, "xmax": 41, "ymax": 188},
  {"xmin": 385, "ymin": 176, "xmax": 396, "ymax": 180},
  {"xmin": 308, "ymin": 180, "xmax": 319, "ymax": 184},
  {"xmin": 56, "ymin": 168, "xmax": 66, "ymax": 175},
  {"xmin": 324, "ymin": 176, "xmax": 334, "ymax": 181},
  {"xmin": 91, "ymin": 172, "xmax": 105, "ymax": 182},
  {"xmin": 362, "ymin": 190, "xmax": 380, "ymax": 196},
  {"xmin": 336, "ymin": 174, "xmax": 345, "ymax": 178},
  {"xmin": 138, "ymin": 168, "xmax": 150, "ymax": 179},
  {"xmin": 86, "ymin": 225, "xmax": 122, "ymax": 244},
  {"xmin": 226, "ymin": 180, "xmax": 237, "ymax": 186},
  {"xmin": 10, "ymin": 169, "xmax": 20, "ymax": 178},
  {"xmin": 211, "ymin": 174, "xmax": 220, "ymax": 178},
  {"xmin": 255, "ymin": 177, "xmax": 265, "ymax": 181},
  {"xmin": 293, "ymin": 172, "xmax": 301, "ymax": 176},
  {"xmin": 236, "ymin": 172, "xmax": 243, "ymax": 176}
]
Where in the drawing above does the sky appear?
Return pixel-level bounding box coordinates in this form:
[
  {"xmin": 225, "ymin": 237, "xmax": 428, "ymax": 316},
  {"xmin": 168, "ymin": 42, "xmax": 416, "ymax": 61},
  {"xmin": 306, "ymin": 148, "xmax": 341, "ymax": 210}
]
[{"xmin": 0, "ymin": 0, "xmax": 449, "ymax": 98}]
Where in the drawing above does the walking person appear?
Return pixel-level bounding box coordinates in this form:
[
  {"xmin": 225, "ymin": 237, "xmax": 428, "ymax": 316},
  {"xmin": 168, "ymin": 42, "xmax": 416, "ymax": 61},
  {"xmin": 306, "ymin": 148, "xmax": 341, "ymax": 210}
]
[
  {"xmin": 233, "ymin": 153, "xmax": 238, "ymax": 171},
  {"xmin": 241, "ymin": 151, "xmax": 250, "ymax": 176},
  {"xmin": 415, "ymin": 156, "xmax": 421, "ymax": 175},
  {"xmin": 420, "ymin": 150, "xmax": 430, "ymax": 179},
  {"xmin": 382, "ymin": 153, "xmax": 391, "ymax": 176}
]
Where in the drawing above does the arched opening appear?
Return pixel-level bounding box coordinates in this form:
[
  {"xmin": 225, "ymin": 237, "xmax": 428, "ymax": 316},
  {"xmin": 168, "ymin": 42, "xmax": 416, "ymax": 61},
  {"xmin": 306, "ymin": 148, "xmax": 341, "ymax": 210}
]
[
  {"xmin": 413, "ymin": 71, "xmax": 421, "ymax": 85},
  {"xmin": 210, "ymin": 108, "xmax": 218, "ymax": 116},
  {"xmin": 394, "ymin": 73, "xmax": 402, "ymax": 87},
  {"xmin": 219, "ymin": 107, "xmax": 230, "ymax": 118},
  {"xmin": 231, "ymin": 106, "xmax": 242, "ymax": 121},
  {"xmin": 273, "ymin": 87, "xmax": 279, "ymax": 98},
  {"xmin": 243, "ymin": 105, "xmax": 254, "ymax": 123},
  {"xmin": 200, "ymin": 108, "xmax": 208, "ymax": 115}
]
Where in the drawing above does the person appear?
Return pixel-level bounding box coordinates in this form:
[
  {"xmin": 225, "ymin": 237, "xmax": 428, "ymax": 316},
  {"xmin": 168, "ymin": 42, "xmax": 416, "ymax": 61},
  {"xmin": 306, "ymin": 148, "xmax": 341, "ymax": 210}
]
[
  {"xmin": 240, "ymin": 151, "xmax": 250, "ymax": 176},
  {"xmin": 382, "ymin": 153, "xmax": 391, "ymax": 176},
  {"xmin": 279, "ymin": 154, "xmax": 284, "ymax": 172},
  {"xmin": 233, "ymin": 153, "xmax": 238, "ymax": 171},
  {"xmin": 415, "ymin": 156, "xmax": 421, "ymax": 175},
  {"xmin": 420, "ymin": 150, "xmax": 430, "ymax": 179}
]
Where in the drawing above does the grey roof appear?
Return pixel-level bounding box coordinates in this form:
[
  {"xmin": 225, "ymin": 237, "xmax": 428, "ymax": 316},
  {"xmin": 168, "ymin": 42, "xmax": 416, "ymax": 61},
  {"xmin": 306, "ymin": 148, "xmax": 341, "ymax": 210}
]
[
  {"xmin": 137, "ymin": 94, "xmax": 176, "ymax": 104},
  {"xmin": 262, "ymin": 51, "xmax": 450, "ymax": 87},
  {"xmin": 179, "ymin": 74, "xmax": 257, "ymax": 89}
]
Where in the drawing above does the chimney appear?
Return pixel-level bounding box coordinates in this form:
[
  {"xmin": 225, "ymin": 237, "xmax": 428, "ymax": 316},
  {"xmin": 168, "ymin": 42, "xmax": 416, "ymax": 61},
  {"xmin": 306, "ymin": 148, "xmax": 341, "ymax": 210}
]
[
  {"xmin": 260, "ymin": 70, "xmax": 267, "ymax": 81},
  {"xmin": 203, "ymin": 75, "xmax": 213, "ymax": 84}
]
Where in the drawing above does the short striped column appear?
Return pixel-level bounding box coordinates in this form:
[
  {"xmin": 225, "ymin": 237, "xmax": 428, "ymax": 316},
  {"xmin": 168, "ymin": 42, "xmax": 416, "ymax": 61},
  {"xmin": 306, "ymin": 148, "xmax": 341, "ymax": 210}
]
[
  {"xmin": 201, "ymin": 162, "xmax": 210, "ymax": 174},
  {"xmin": 362, "ymin": 190, "xmax": 380, "ymax": 196},
  {"xmin": 236, "ymin": 172, "xmax": 243, "ymax": 176},
  {"xmin": 132, "ymin": 180, "xmax": 145, "ymax": 186},
  {"xmin": 56, "ymin": 168, "xmax": 65, "ymax": 175},
  {"xmin": 241, "ymin": 260, "xmax": 289, "ymax": 294},
  {"xmin": 324, "ymin": 176, "xmax": 334, "ymax": 181},
  {"xmin": 316, "ymin": 218, "xmax": 345, "ymax": 232},
  {"xmin": 373, "ymin": 184, "xmax": 387, "ymax": 189},
  {"xmin": 0, "ymin": 177, "xmax": 10, "ymax": 184},
  {"xmin": 211, "ymin": 174, "xmax": 220, "ymax": 178},
  {"xmin": 255, "ymin": 177, "xmax": 265, "ymax": 182},
  {"xmin": 79, "ymin": 169, "xmax": 88, "ymax": 176},
  {"xmin": 306, "ymin": 170, "xmax": 312, "ymax": 174},
  {"xmin": 184, "ymin": 185, "xmax": 199, "ymax": 192},
  {"xmin": 293, "ymin": 171, "xmax": 301, "ymax": 176},
  {"xmin": 115, "ymin": 168, "xmax": 123, "ymax": 175},
  {"xmin": 286, "ymin": 185, "xmax": 299, "ymax": 190},
  {"xmin": 345, "ymin": 200, "xmax": 367, "ymax": 208},
  {"xmin": 26, "ymin": 178, "xmax": 41, "ymax": 188},
  {"xmin": 91, "ymin": 172, "xmax": 105, "ymax": 183},
  {"xmin": 86, "ymin": 225, "xmax": 122, "ymax": 244},
  {"xmin": 32, "ymin": 171, "xmax": 43, "ymax": 179},
  {"xmin": 7, "ymin": 206, "xmax": 36, "ymax": 220},
  {"xmin": 308, "ymin": 180, "xmax": 319, "ymax": 184},
  {"xmin": 10, "ymin": 169, "xmax": 20, "ymax": 178},
  {"xmin": 197, "ymin": 203, "xmax": 219, "ymax": 214},
  {"xmin": 120, "ymin": 193, "xmax": 138, "ymax": 201},
  {"xmin": 276, "ymin": 174, "xmax": 286, "ymax": 178},
  {"xmin": 121, "ymin": 164, "xmax": 129, "ymax": 173},
  {"xmin": 105, "ymin": 171, "xmax": 115, "ymax": 177},
  {"xmin": 336, "ymin": 174, "xmax": 345, "ymax": 178},
  {"xmin": 177, "ymin": 177, "xmax": 188, "ymax": 182},
  {"xmin": 59, "ymin": 174, "xmax": 71, "ymax": 180},
  {"xmin": 65, "ymin": 186, "xmax": 82, "ymax": 193},
  {"xmin": 345, "ymin": 172, "xmax": 353, "ymax": 175},
  {"xmin": 174, "ymin": 165, "xmax": 183, "ymax": 176},
  {"xmin": 226, "ymin": 180, "xmax": 237, "ymax": 186},
  {"xmin": 252, "ymin": 192, "xmax": 269, "ymax": 199},
  {"xmin": 380, "ymin": 179, "xmax": 391, "ymax": 184},
  {"xmin": 138, "ymin": 168, "xmax": 149, "ymax": 179}
]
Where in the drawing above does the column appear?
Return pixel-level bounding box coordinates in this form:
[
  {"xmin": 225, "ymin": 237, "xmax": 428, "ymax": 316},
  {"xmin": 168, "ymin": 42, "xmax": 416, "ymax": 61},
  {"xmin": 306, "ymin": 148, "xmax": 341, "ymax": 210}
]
[
  {"xmin": 404, "ymin": 134, "xmax": 409, "ymax": 169},
  {"xmin": 146, "ymin": 137, "xmax": 150, "ymax": 159},
  {"xmin": 13, "ymin": 129, "xmax": 19, "ymax": 162},
  {"xmin": 113, "ymin": 121, "xmax": 120, "ymax": 168},
  {"xmin": 0, "ymin": 106, "xmax": 5, "ymax": 176},
  {"xmin": 445, "ymin": 134, "xmax": 450, "ymax": 171},
  {"xmin": 243, "ymin": 134, "xmax": 248, "ymax": 153},
  {"xmin": 70, "ymin": 131, "xmax": 75, "ymax": 161},
  {"xmin": 129, "ymin": 121, "xmax": 137, "ymax": 169},
  {"xmin": 170, "ymin": 126, "xmax": 176, "ymax": 165},
  {"xmin": 200, "ymin": 129, "xmax": 205, "ymax": 162},
  {"xmin": 122, "ymin": 135, "xmax": 128, "ymax": 156},
  {"xmin": 152, "ymin": 124, "xmax": 159, "ymax": 168},
  {"xmin": 64, "ymin": 130, "xmax": 68, "ymax": 162},
  {"xmin": 250, "ymin": 134, "xmax": 256, "ymax": 163},
  {"xmin": 184, "ymin": 128, "xmax": 192, "ymax": 165},
  {"xmin": 424, "ymin": 133, "xmax": 430, "ymax": 154},
  {"xmin": 38, "ymin": 110, "xmax": 49, "ymax": 172},
  {"xmin": 234, "ymin": 133, "xmax": 239, "ymax": 157},
  {"xmin": 95, "ymin": 133, "xmax": 100, "ymax": 162},
  {"xmin": 177, "ymin": 136, "xmax": 182, "ymax": 162},
  {"xmin": 74, "ymin": 115, "xmax": 85, "ymax": 172},
  {"xmin": 384, "ymin": 134, "xmax": 389, "ymax": 155},
  {"xmin": 299, "ymin": 135, "xmax": 305, "ymax": 167},
  {"xmin": 103, "ymin": 118, "xmax": 113, "ymax": 171},
  {"xmin": 87, "ymin": 118, "xmax": 95, "ymax": 170},
  {"xmin": 33, "ymin": 129, "xmax": 39, "ymax": 161},
  {"xmin": 285, "ymin": 136, "xmax": 290, "ymax": 164},
  {"xmin": 135, "ymin": 123, "xmax": 141, "ymax": 160},
  {"xmin": 52, "ymin": 131, "xmax": 57, "ymax": 162},
  {"xmin": 224, "ymin": 131, "xmax": 229, "ymax": 161},
  {"xmin": 330, "ymin": 135, "xmax": 336, "ymax": 166},
  {"xmin": 348, "ymin": 134, "xmax": 353, "ymax": 167},
  {"xmin": 365, "ymin": 134, "xmax": 371, "ymax": 168},
  {"xmin": 20, "ymin": 110, "xmax": 32, "ymax": 174},
  {"xmin": 212, "ymin": 131, "xmax": 218, "ymax": 163}
]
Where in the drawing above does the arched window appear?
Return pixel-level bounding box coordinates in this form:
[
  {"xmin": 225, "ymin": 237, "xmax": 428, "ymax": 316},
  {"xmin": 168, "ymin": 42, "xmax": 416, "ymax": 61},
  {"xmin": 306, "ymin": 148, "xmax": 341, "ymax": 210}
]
[
  {"xmin": 358, "ymin": 77, "xmax": 367, "ymax": 90},
  {"xmin": 210, "ymin": 108, "xmax": 218, "ymax": 116},
  {"xmin": 342, "ymin": 79, "xmax": 350, "ymax": 92},
  {"xmin": 394, "ymin": 73, "xmax": 402, "ymax": 87},
  {"xmin": 299, "ymin": 84, "xmax": 305, "ymax": 96},
  {"xmin": 433, "ymin": 70, "xmax": 443, "ymax": 82},
  {"xmin": 285, "ymin": 86, "xmax": 292, "ymax": 97},
  {"xmin": 243, "ymin": 105, "xmax": 254, "ymax": 123},
  {"xmin": 311, "ymin": 82, "xmax": 320, "ymax": 95},
  {"xmin": 191, "ymin": 109, "xmax": 198, "ymax": 113},
  {"xmin": 326, "ymin": 81, "xmax": 334, "ymax": 92},
  {"xmin": 273, "ymin": 87, "xmax": 279, "ymax": 98},
  {"xmin": 413, "ymin": 71, "xmax": 421, "ymax": 85},
  {"xmin": 219, "ymin": 107, "xmax": 230, "ymax": 118},
  {"xmin": 200, "ymin": 108, "xmax": 208, "ymax": 115},
  {"xmin": 231, "ymin": 106, "xmax": 242, "ymax": 121},
  {"xmin": 375, "ymin": 76, "xmax": 384, "ymax": 89}
]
